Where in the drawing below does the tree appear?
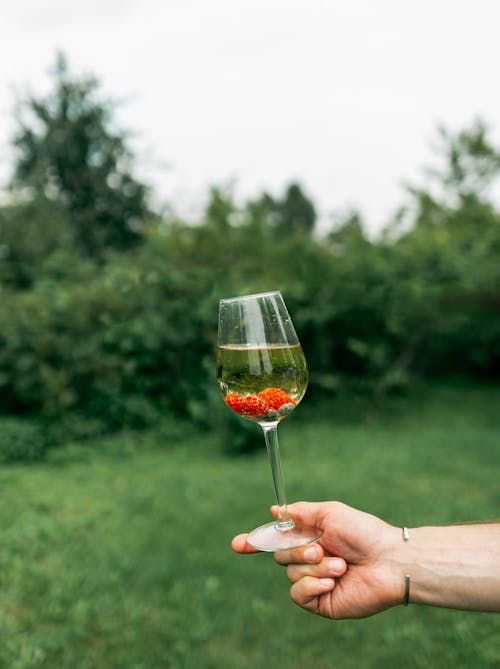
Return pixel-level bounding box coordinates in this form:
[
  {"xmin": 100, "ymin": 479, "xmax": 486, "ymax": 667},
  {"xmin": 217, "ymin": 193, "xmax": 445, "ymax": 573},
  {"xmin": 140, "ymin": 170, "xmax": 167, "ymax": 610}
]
[
  {"xmin": 431, "ymin": 119, "xmax": 500, "ymax": 200},
  {"xmin": 275, "ymin": 182, "xmax": 316, "ymax": 235},
  {"xmin": 0, "ymin": 195, "xmax": 74, "ymax": 289},
  {"xmin": 10, "ymin": 53, "xmax": 151, "ymax": 257},
  {"xmin": 245, "ymin": 182, "xmax": 316, "ymax": 236},
  {"xmin": 326, "ymin": 209, "xmax": 367, "ymax": 252},
  {"xmin": 388, "ymin": 120, "xmax": 500, "ymax": 377},
  {"xmin": 204, "ymin": 186, "xmax": 235, "ymax": 230}
]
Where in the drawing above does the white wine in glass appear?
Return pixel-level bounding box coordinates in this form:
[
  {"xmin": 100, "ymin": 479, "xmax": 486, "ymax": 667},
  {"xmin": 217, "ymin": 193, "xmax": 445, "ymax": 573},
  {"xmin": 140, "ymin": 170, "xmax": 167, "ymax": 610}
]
[{"xmin": 217, "ymin": 291, "xmax": 322, "ymax": 551}]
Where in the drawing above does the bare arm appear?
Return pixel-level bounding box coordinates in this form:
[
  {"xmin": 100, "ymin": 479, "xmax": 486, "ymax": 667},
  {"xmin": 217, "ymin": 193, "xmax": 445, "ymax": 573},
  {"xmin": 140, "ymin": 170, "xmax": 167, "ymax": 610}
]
[{"xmin": 398, "ymin": 522, "xmax": 500, "ymax": 612}]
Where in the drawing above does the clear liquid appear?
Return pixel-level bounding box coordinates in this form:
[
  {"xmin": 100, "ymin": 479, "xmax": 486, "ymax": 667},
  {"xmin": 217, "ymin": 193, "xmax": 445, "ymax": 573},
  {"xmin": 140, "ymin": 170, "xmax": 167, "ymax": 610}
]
[{"xmin": 216, "ymin": 344, "xmax": 308, "ymax": 423}]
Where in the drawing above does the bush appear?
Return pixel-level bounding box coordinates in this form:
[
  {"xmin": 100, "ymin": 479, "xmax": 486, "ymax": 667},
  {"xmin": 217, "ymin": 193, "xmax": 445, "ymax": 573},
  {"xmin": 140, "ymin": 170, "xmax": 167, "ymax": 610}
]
[
  {"xmin": 1, "ymin": 140, "xmax": 500, "ymax": 460},
  {"xmin": 0, "ymin": 417, "xmax": 48, "ymax": 463},
  {"xmin": 0, "ymin": 233, "xmax": 221, "ymax": 432}
]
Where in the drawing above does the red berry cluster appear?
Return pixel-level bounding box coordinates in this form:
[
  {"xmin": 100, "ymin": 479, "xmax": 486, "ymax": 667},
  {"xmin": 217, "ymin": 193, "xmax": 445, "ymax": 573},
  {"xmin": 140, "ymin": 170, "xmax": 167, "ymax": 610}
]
[{"xmin": 224, "ymin": 387, "xmax": 296, "ymax": 417}]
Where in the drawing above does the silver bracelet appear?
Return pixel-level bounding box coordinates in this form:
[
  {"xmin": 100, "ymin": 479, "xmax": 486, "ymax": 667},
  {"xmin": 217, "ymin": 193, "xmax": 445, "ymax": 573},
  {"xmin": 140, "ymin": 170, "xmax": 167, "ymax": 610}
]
[
  {"xmin": 404, "ymin": 575, "xmax": 411, "ymax": 606},
  {"xmin": 402, "ymin": 527, "xmax": 410, "ymax": 605}
]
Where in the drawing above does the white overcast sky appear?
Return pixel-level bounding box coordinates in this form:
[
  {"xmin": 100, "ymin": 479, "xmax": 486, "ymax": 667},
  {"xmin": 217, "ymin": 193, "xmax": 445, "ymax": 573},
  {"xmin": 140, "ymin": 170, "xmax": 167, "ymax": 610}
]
[{"xmin": 1, "ymin": 0, "xmax": 499, "ymax": 234}]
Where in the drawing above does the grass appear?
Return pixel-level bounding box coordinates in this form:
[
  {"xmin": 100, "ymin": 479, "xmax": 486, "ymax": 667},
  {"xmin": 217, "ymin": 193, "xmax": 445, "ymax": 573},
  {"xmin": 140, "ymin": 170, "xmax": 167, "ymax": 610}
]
[{"xmin": 0, "ymin": 384, "xmax": 499, "ymax": 669}]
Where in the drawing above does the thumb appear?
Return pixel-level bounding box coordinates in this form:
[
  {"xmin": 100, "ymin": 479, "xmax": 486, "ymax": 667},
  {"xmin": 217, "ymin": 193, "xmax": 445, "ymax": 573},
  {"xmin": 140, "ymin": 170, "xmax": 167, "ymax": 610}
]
[
  {"xmin": 271, "ymin": 501, "xmax": 330, "ymax": 529},
  {"xmin": 231, "ymin": 533, "xmax": 261, "ymax": 554}
]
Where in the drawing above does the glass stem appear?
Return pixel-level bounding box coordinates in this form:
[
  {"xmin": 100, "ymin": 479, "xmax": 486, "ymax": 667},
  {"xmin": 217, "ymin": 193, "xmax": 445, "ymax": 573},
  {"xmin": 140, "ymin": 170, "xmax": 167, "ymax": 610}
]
[{"xmin": 262, "ymin": 424, "xmax": 295, "ymax": 531}]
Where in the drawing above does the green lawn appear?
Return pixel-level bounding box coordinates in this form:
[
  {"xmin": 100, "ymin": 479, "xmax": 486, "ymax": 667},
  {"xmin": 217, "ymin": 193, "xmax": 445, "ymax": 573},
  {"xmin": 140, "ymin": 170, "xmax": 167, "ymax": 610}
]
[{"xmin": 0, "ymin": 385, "xmax": 499, "ymax": 669}]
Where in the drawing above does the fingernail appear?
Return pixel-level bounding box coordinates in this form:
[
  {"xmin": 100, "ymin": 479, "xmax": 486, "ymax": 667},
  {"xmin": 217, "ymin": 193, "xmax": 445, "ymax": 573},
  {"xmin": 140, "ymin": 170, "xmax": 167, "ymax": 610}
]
[
  {"xmin": 304, "ymin": 546, "xmax": 319, "ymax": 562},
  {"xmin": 319, "ymin": 578, "xmax": 334, "ymax": 588},
  {"xmin": 329, "ymin": 558, "xmax": 345, "ymax": 573}
]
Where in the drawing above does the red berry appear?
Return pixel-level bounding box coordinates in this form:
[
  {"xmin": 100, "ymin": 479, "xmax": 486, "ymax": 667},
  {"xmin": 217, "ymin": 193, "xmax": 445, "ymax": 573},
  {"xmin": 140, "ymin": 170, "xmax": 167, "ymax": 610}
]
[
  {"xmin": 241, "ymin": 395, "xmax": 269, "ymax": 416},
  {"xmin": 224, "ymin": 393, "xmax": 246, "ymax": 414},
  {"xmin": 257, "ymin": 387, "xmax": 296, "ymax": 410}
]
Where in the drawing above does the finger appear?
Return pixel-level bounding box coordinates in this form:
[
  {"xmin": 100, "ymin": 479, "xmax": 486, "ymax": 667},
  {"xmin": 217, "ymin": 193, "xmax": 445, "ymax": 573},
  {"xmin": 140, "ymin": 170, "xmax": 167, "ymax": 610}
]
[
  {"xmin": 231, "ymin": 533, "xmax": 261, "ymax": 554},
  {"xmin": 271, "ymin": 501, "xmax": 331, "ymax": 532},
  {"xmin": 287, "ymin": 557, "xmax": 347, "ymax": 583},
  {"xmin": 289, "ymin": 576, "xmax": 336, "ymax": 610},
  {"xmin": 274, "ymin": 542, "xmax": 324, "ymax": 566}
]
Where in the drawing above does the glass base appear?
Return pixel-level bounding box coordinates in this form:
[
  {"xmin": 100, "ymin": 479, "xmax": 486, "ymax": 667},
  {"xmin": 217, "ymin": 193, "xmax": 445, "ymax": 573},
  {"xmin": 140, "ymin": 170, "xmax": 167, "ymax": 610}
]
[{"xmin": 247, "ymin": 521, "xmax": 323, "ymax": 552}]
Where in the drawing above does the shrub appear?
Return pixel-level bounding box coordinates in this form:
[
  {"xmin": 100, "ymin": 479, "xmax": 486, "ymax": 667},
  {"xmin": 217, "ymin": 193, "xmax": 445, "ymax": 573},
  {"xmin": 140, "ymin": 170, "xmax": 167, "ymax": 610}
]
[{"xmin": 0, "ymin": 417, "xmax": 48, "ymax": 463}]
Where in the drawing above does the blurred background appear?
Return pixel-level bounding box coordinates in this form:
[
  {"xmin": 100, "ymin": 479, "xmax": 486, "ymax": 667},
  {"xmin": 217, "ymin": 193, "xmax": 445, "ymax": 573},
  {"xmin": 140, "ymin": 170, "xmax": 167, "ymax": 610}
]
[{"xmin": 0, "ymin": 2, "xmax": 499, "ymax": 668}]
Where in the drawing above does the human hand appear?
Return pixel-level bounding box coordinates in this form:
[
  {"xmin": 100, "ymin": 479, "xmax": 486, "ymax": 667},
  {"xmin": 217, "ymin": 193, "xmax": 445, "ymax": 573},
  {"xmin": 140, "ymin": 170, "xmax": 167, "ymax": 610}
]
[{"xmin": 232, "ymin": 501, "xmax": 405, "ymax": 619}]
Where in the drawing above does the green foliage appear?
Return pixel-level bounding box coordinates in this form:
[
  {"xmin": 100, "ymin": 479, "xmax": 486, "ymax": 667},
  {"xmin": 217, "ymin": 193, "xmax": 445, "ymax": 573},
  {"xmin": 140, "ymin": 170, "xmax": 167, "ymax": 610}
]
[
  {"xmin": 246, "ymin": 181, "xmax": 317, "ymax": 235},
  {"xmin": 0, "ymin": 196, "xmax": 75, "ymax": 289},
  {"xmin": 1, "ymin": 60, "xmax": 500, "ymax": 461},
  {"xmin": 274, "ymin": 182, "xmax": 317, "ymax": 234},
  {"xmin": 10, "ymin": 53, "xmax": 151, "ymax": 256},
  {"xmin": 0, "ymin": 417, "xmax": 47, "ymax": 462},
  {"xmin": 0, "ymin": 245, "xmax": 210, "ymax": 417},
  {"xmin": 429, "ymin": 118, "xmax": 500, "ymax": 199}
]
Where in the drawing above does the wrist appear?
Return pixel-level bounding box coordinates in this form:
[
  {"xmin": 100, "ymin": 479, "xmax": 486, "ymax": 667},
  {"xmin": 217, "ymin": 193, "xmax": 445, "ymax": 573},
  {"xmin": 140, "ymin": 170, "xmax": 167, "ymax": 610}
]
[
  {"xmin": 383, "ymin": 525, "xmax": 442, "ymax": 607},
  {"xmin": 376, "ymin": 524, "xmax": 413, "ymax": 608},
  {"xmin": 378, "ymin": 524, "xmax": 435, "ymax": 608},
  {"xmin": 386, "ymin": 523, "xmax": 500, "ymax": 611}
]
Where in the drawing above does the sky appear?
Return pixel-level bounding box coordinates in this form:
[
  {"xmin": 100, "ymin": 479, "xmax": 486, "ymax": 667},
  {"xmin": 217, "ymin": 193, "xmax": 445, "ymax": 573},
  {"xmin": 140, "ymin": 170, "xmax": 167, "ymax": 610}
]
[{"xmin": 1, "ymin": 0, "xmax": 500, "ymax": 234}]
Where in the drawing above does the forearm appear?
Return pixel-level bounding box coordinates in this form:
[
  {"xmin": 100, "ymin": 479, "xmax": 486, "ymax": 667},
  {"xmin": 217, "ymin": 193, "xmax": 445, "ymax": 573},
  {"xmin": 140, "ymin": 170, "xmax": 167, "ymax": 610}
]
[{"xmin": 393, "ymin": 523, "xmax": 500, "ymax": 612}]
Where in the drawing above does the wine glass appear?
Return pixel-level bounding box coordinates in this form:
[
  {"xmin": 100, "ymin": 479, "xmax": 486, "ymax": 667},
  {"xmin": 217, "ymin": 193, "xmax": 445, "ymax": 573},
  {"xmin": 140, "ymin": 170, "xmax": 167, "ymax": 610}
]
[{"xmin": 217, "ymin": 290, "xmax": 322, "ymax": 551}]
